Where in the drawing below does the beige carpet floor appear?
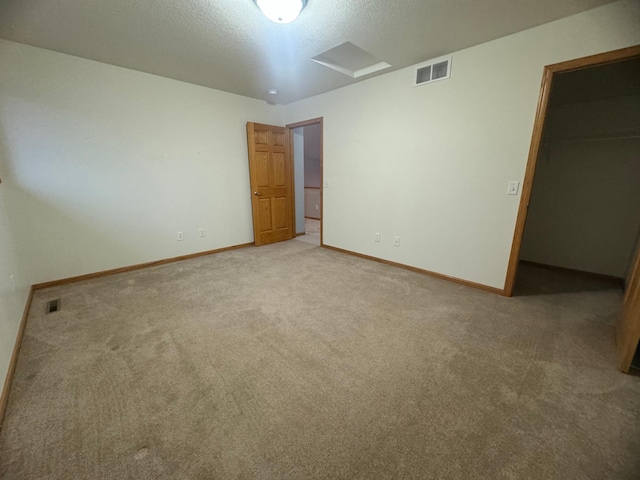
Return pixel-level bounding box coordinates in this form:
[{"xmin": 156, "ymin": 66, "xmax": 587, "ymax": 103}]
[{"xmin": 1, "ymin": 240, "xmax": 639, "ymax": 479}]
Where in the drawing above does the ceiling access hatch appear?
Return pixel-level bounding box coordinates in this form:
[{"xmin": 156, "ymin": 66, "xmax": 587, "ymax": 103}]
[{"xmin": 311, "ymin": 42, "xmax": 391, "ymax": 79}]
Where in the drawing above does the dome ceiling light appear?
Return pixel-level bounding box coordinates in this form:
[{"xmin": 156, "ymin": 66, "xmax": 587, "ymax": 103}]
[{"xmin": 254, "ymin": 0, "xmax": 308, "ymax": 24}]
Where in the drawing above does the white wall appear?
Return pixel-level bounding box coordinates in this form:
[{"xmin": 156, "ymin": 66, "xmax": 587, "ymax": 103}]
[
  {"xmin": 304, "ymin": 189, "xmax": 321, "ymax": 219},
  {"xmin": 0, "ymin": 183, "xmax": 32, "ymax": 396},
  {"xmin": 520, "ymin": 138, "xmax": 640, "ymax": 277},
  {"xmin": 0, "ymin": 39, "xmax": 284, "ymax": 285},
  {"xmin": 284, "ymin": 0, "xmax": 640, "ymax": 289},
  {"xmin": 0, "ymin": 39, "xmax": 284, "ymax": 394},
  {"xmin": 303, "ymin": 124, "xmax": 322, "ymax": 188},
  {"xmin": 293, "ymin": 129, "xmax": 305, "ymax": 233},
  {"xmin": 545, "ymin": 94, "xmax": 640, "ymax": 140},
  {"xmin": 304, "ymin": 157, "xmax": 322, "ymax": 188},
  {"xmin": 520, "ymin": 93, "xmax": 640, "ymax": 278}
]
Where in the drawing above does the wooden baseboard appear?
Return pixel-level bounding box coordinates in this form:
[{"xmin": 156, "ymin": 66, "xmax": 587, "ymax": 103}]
[
  {"xmin": 304, "ymin": 216, "xmax": 321, "ymax": 220},
  {"xmin": 33, "ymin": 243, "xmax": 255, "ymax": 290},
  {"xmin": 0, "ymin": 286, "xmax": 35, "ymax": 427},
  {"xmin": 296, "ymin": 232, "xmax": 305, "ymax": 237},
  {"xmin": 519, "ymin": 260, "xmax": 624, "ymax": 284},
  {"xmin": 321, "ymin": 245, "xmax": 506, "ymax": 296}
]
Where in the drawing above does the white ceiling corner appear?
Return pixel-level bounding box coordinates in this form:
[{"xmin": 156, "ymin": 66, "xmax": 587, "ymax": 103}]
[{"xmin": 0, "ymin": 0, "xmax": 619, "ymax": 104}]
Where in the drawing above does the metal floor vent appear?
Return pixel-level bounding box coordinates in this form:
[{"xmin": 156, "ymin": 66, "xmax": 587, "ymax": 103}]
[{"xmin": 46, "ymin": 299, "xmax": 60, "ymax": 314}]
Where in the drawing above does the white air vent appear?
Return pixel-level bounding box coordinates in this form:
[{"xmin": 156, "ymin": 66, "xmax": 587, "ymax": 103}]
[{"xmin": 414, "ymin": 56, "xmax": 451, "ymax": 86}]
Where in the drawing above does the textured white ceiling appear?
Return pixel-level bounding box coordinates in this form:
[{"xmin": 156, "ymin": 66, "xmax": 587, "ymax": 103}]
[{"xmin": 0, "ymin": 0, "xmax": 618, "ymax": 104}]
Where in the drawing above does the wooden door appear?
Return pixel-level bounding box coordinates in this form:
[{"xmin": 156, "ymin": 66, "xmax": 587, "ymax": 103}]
[
  {"xmin": 618, "ymin": 246, "xmax": 640, "ymax": 372},
  {"xmin": 246, "ymin": 122, "xmax": 294, "ymax": 246}
]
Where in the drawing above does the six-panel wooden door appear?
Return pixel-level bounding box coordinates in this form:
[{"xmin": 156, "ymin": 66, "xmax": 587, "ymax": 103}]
[{"xmin": 246, "ymin": 122, "xmax": 294, "ymax": 246}]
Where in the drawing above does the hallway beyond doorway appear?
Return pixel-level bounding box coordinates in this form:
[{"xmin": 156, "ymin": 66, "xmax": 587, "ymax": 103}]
[{"xmin": 296, "ymin": 218, "xmax": 320, "ymax": 245}]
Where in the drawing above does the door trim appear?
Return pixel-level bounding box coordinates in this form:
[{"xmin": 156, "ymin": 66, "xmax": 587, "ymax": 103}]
[
  {"xmin": 503, "ymin": 45, "xmax": 640, "ymax": 297},
  {"xmin": 286, "ymin": 117, "xmax": 324, "ymax": 246},
  {"xmin": 619, "ymin": 246, "xmax": 640, "ymax": 371}
]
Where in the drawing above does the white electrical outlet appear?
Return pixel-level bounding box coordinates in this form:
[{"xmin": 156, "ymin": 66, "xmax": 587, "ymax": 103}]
[
  {"xmin": 199, "ymin": 228, "xmax": 205, "ymax": 237},
  {"xmin": 9, "ymin": 274, "xmax": 15, "ymax": 291},
  {"xmin": 323, "ymin": 179, "xmax": 330, "ymax": 188},
  {"xmin": 393, "ymin": 236, "xmax": 400, "ymax": 247},
  {"xmin": 177, "ymin": 231, "xmax": 184, "ymax": 241},
  {"xmin": 315, "ymin": 204, "xmax": 319, "ymax": 210},
  {"xmin": 507, "ymin": 181, "xmax": 520, "ymax": 195},
  {"xmin": 375, "ymin": 233, "xmax": 381, "ymax": 242}
]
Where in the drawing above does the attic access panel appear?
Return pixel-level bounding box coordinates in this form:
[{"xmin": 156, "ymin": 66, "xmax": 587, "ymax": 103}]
[{"xmin": 311, "ymin": 42, "xmax": 391, "ymax": 78}]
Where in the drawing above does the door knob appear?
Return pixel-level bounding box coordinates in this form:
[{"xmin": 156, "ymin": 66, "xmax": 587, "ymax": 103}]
[{"xmin": 253, "ymin": 191, "xmax": 261, "ymax": 196}]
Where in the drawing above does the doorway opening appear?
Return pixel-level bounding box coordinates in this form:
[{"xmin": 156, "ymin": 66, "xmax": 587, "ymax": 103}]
[
  {"xmin": 287, "ymin": 118, "xmax": 323, "ymax": 246},
  {"xmin": 504, "ymin": 46, "xmax": 640, "ymax": 373}
]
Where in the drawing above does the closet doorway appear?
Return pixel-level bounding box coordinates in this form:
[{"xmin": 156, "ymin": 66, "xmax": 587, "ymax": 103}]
[{"xmin": 504, "ymin": 46, "xmax": 640, "ymax": 373}]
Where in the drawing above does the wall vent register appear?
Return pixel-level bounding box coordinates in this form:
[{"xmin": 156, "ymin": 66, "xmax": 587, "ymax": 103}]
[{"xmin": 414, "ymin": 56, "xmax": 452, "ymax": 86}]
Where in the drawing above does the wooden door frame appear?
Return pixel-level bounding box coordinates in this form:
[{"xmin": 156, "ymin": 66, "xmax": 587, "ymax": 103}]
[
  {"xmin": 504, "ymin": 44, "xmax": 640, "ymax": 297},
  {"xmin": 286, "ymin": 117, "xmax": 324, "ymax": 246},
  {"xmin": 619, "ymin": 246, "xmax": 640, "ymax": 372}
]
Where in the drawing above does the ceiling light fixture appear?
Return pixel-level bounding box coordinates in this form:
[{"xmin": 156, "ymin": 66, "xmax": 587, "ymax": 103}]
[{"xmin": 254, "ymin": 0, "xmax": 308, "ymax": 24}]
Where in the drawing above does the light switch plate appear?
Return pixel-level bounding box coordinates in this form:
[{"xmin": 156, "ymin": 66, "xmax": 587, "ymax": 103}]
[{"xmin": 507, "ymin": 181, "xmax": 520, "ymax": 195}]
